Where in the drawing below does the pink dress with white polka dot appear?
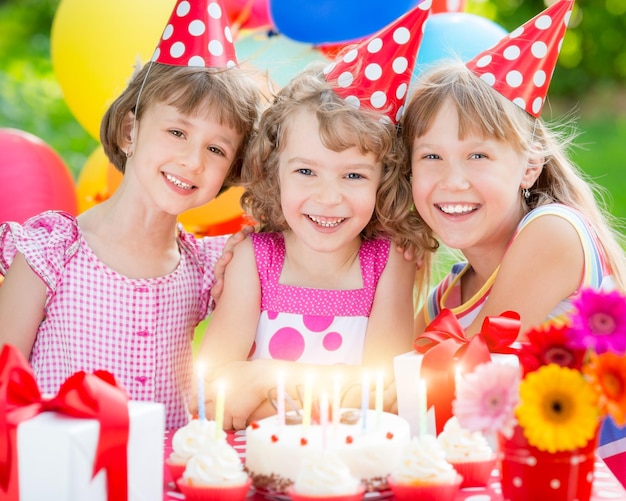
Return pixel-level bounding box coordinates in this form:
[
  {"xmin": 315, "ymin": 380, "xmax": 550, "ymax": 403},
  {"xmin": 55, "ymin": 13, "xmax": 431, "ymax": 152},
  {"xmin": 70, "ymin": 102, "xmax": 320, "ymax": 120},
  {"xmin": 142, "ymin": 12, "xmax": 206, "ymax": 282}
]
[
  {"xmin": 0, "ymin": 211, "xmax": 227, "ymax": 429},
  {"xmin": 248, "ymin": 232, "xmax": 390, "ymax": 365}
]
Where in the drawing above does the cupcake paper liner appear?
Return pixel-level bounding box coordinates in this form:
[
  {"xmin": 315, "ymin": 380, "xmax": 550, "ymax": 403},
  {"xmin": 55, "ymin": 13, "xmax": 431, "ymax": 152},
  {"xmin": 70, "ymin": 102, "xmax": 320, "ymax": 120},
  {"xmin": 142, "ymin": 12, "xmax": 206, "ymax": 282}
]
[
  {"xmin": 287, "ymin": 486, "xmax": 366, "ymax": 501},
  {"xmin": 450, "ymin": 455, "xmax": 498, "ymax": 487},
  {"xmin": 387, "ymin": 474, "xmax": 462, "ymax": 501},
  {"xmin": 176, "ymin": 477, "xmax": 253, "ymax": 501},
  {"xmin": 165, "ymin": 457, "xmax": 186, "ymax": 484}
]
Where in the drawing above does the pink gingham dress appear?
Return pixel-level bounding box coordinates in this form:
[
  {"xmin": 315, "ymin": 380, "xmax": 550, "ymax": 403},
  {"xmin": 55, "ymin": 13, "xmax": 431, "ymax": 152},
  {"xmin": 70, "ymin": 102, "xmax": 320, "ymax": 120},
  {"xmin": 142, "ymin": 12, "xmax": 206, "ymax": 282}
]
[
  {"xmin": 0, "ymin": 211, "xmax": 227, "ymax": 429},
  {"xmin": 248, "ymin": 232, "xmax": 390, "ymax": 365}
]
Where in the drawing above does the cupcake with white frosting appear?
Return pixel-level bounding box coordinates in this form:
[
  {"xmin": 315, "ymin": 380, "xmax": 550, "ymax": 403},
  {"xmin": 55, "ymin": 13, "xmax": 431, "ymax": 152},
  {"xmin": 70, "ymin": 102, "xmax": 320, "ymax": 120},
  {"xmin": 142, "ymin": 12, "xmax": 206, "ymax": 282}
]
[
  {"xmin": 437, "ymin": 417, "xmax": 497, "ymax": 487},
  {"xmin": 288, "ymin": 450, "xmax": 365, "ymax": 501},
  {"xmin": 176, "ymin": 439, "xmax": 252, "ymax": 501},
  {"xmin": 387, "ymin": 434, "xmax": 462, "ymax": 501},
  {"xmin": 166, "ymin": 419, "xmax": 227, "ymax": 483}
]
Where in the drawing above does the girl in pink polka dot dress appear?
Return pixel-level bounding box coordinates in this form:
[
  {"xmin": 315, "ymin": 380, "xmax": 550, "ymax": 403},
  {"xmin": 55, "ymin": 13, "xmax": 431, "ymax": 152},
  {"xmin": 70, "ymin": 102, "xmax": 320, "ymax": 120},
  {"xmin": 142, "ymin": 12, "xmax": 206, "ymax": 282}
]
[
  {"xmin": 0, "ymin": 0, "xmax": 260, "ymax": 429},
  {"xmin": 198, "ymin": 2, "xmax": 437, "ymax": 432},
  {"xmin": 198, "ymin": 4, "xmax": 436, "ymax": 430},
  {"xmin": 198, "ymin": 68, "xmax": 434, "ymax": 429}
]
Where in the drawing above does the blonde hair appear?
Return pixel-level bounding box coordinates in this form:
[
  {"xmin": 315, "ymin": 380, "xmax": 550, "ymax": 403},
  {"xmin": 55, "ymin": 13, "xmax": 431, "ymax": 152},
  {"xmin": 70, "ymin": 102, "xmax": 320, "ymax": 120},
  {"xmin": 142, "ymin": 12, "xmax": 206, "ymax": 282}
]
[
  {"xmin": 101, "ymin": 63, "xmax": 260, "ymax": 189},
  {"xmin": 402, "ymin": 61, "xmax": 626, "ymax": 290},
  {"xmin": 242, "ymin": 65, "xmax": 437, "ymax": 292}
]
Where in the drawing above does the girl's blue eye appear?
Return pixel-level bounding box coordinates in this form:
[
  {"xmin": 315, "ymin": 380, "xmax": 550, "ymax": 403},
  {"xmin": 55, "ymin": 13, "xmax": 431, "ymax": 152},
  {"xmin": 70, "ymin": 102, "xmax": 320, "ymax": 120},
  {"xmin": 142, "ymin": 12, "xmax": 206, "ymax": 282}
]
[
  {"xmin": 347, "ymin": 173, "xmax": 364, "ymax": 180},
  {"xmin": 298, "ymin": 168, "xmax": 313, "ymax": 176}
]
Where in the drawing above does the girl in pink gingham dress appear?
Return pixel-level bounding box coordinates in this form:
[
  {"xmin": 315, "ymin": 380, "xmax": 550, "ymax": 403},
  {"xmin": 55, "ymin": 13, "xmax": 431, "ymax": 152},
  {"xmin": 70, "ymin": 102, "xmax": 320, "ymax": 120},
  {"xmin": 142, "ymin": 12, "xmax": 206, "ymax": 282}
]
[
  {"xmin": 197, "ymin": 66, "xmax": 435, "ymax": 430},
  {"xmin": 0, "ymin": 60, "xmax": 259, "ymax": 429},
  {"xmin": 0, "ymin": 212, "xmax": 225, "ymax": 428}
]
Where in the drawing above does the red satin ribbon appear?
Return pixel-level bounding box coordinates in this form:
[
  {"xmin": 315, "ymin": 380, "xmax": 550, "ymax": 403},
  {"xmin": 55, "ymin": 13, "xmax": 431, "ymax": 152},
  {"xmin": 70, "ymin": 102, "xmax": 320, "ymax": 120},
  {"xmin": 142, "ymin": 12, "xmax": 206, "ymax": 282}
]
[
  {"xmin": 0, "ymin": 345, "xmax": 130, "ymax": 501},
  {"xmin": 414, "ymin": 309, "xmax": 520, "ymax": 433}
]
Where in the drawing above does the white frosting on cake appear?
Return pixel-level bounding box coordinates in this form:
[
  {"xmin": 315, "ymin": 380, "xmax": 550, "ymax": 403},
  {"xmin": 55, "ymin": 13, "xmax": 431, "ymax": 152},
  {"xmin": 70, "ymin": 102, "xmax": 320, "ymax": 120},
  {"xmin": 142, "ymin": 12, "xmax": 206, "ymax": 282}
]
[{"xmin": 245, "ymin": 409, "xmax": 410, "ymax": 491}]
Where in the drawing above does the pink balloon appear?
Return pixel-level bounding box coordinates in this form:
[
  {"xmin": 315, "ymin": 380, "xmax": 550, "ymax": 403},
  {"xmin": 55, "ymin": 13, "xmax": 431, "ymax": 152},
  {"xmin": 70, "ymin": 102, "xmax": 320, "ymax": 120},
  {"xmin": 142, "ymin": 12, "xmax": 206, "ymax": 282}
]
[
  {"xmin": 224, "ymin": 0, "xmax": 271, "ymax": 29},
  {"xmin": 0, "ymin": 128, "xmax": 77, "ymax": 224}
]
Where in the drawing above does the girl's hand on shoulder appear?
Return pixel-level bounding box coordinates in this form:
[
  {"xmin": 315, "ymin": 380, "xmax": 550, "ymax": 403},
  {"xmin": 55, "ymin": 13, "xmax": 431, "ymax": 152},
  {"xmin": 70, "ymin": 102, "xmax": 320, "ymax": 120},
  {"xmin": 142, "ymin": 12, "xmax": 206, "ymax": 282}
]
[
  {"xmin": 210, "ymin": 226, "xmax": 253, "ymax": 303},
  {"xmin": 395, "ymin": 243, "xmax": 424, "ymax": 270}
]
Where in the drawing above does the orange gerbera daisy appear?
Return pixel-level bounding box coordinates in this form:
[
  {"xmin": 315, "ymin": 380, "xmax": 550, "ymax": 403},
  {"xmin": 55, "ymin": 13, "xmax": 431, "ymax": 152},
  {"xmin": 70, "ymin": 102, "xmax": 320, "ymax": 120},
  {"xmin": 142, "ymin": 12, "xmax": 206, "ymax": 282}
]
[{"xmin": 585, "ymin": 352, "xmax": 626, "ymax": 426}]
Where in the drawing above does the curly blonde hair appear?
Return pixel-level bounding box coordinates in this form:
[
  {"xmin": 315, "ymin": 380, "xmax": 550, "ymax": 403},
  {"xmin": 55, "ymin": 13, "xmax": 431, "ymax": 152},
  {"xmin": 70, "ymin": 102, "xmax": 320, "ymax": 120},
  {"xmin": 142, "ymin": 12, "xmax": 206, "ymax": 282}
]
[{"xmin": 242, "ymin": 65, "xmax": 437, "ymax": 263}]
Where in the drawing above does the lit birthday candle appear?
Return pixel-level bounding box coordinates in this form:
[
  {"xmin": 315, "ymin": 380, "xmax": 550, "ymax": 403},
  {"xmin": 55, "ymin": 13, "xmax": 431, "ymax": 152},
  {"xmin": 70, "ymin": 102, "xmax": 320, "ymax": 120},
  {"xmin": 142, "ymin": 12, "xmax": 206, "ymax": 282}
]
[
  {"xmin": 375, "ymin": 370, "xmax": 384, "ymax": 428},
  {"xmin": 361, "ymin": 372, "xmax": 369, "ymax": 432},
  {"xmin": 320, "ymin": 393, "xmax": 329, "ymax": 449},
  {"xmin": 197, "ymin": 363, "xmax": 206, "ymax": 421}
]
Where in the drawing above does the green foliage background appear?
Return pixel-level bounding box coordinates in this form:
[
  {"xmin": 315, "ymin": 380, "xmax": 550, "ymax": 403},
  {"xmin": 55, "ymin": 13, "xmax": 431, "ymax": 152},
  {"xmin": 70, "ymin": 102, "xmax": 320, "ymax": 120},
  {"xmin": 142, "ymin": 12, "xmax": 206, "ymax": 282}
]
[{"xmin": 1, "ymin": 0, "xmax": 625, "ymax": 222}]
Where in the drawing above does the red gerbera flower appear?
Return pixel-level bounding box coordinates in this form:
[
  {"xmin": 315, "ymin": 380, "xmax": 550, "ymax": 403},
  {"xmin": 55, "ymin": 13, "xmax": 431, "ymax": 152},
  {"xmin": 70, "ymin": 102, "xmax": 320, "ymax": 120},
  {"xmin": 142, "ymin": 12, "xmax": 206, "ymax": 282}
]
[{"xmin": 518, "ymin": 323, "xmax": 586, "ymax": 376}]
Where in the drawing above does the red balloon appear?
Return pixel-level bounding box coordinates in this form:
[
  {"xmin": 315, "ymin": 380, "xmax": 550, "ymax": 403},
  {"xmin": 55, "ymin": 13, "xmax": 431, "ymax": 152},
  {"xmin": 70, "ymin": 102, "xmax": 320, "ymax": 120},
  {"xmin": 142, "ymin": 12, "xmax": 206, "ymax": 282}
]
[
  {"xmin": 224, "ymin": 0, "xmax": 271, "ymax": 30},
  {"xmin": 0, "ymin": 128, "xmax": 77, "ymax": 224}
]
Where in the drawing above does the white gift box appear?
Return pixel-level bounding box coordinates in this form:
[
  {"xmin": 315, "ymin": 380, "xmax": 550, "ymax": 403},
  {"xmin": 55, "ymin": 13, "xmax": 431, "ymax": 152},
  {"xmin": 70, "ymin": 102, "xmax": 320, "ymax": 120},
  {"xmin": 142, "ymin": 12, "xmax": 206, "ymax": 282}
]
[
  {"xmin": 394, "ymin": 350, "xmax": 519, "ymax": 437},
  {"xmin": 16, "ymin": 401, "xmax": 164, "ymax": 501}
]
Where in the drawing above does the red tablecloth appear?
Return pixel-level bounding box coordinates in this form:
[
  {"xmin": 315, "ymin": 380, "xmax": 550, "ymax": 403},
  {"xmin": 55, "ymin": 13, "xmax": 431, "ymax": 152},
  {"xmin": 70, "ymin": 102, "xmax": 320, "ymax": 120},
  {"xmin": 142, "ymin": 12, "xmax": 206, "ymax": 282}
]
[{"xmin": 162, "ymin": 430, "xmax": 626, "ymax": 501}]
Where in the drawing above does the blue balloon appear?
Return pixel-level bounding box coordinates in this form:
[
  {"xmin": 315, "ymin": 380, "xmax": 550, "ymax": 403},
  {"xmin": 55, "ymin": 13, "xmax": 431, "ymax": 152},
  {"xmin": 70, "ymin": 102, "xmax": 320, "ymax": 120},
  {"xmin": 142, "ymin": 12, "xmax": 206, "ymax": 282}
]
[
  {"xmin": 270, "ymin": 0, "xmax": 422, "ymax": 45},
  {"xmin": 415, "ymin": 13, "xmax": 507, "ymax": 74}
]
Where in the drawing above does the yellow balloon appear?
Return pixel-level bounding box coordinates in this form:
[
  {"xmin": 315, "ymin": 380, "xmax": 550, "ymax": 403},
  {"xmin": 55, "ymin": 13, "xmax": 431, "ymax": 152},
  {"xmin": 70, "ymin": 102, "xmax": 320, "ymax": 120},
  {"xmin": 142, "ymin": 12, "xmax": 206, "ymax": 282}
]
[
  {"xmin": 76, "ymin": 146, "xmax": 114, "ymax": 214},
  {"xmin": 51, "ymin": 0, "xmax": 174, "ymax": 139}
]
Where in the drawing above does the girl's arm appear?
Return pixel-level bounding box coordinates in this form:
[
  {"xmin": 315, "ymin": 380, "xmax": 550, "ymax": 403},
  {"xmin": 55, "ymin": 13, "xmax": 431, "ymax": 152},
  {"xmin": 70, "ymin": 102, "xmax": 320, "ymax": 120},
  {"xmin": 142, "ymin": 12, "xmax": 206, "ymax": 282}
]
[
  {"xmin": 0, "ymin": 252, "xmax": 46, "ymax": 357},
  {"xmin": 199, "ymin": 237, "xmax": 260, "ymax": 366},
  {"xmin": 465, "ymin": 214, "xmax": 584, "ymax": 336},
  {"xmin": 363, "ymin": 246, "xmax": 416, "ymax": 409},
  {"xmin": 196, "ymin": 236, "xmax": 262, "ymax": 428}
]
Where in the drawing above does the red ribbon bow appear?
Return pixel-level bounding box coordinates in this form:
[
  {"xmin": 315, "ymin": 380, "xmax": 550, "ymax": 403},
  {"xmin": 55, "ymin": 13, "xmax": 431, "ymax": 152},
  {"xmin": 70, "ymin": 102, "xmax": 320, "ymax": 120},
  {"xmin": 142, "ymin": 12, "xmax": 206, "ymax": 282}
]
[
  {"xmin": 414, "ymin": 309, "xmax": 520, "ymax": 433},
  {"xmin": 0, "ymin": 344, "xmax": 130, "ymax": 501}
]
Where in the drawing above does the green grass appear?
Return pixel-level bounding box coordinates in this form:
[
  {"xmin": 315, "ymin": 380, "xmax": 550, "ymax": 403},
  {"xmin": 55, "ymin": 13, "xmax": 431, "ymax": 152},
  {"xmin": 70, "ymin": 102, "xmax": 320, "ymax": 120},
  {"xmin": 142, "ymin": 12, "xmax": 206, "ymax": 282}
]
[{"xmin": 570, "ymin": 115, "xmax": 626, "ymax": 221}]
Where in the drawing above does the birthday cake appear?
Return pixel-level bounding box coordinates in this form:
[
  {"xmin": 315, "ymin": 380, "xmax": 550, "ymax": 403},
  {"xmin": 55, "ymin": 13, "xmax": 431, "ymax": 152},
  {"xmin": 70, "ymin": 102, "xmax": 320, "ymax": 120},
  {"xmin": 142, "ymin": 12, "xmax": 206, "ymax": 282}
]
[{"xmin": 244, "ymin": 409, "xmax": 411, "ymax": 493}]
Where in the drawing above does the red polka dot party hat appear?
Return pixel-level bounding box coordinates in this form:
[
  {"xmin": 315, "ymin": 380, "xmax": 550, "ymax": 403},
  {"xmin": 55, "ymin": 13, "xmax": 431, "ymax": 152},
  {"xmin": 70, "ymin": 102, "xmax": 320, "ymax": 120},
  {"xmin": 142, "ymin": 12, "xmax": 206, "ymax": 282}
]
[
  {"xmin": 323, "ymin": 0, "xmax": 432, "ymax": 124},
  {"xmin": 465, "ymin": 0, "xmax": 575, "ymax": 118},
  {"xmin": 152, "ymin": 0, "xmax": 238, "ymax": 68}
]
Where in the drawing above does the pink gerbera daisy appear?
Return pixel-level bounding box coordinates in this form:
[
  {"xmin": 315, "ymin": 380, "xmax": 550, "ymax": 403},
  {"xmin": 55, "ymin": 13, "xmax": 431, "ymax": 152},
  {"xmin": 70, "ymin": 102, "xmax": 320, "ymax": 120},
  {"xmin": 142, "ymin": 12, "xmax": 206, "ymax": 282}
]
[
  {"xmin": 453, "ymin": 362, "xmax": 520, "ymax": 437},
  {"xmin": 568, "ymin": 288, "xmax": 626, "ymax": 355}
]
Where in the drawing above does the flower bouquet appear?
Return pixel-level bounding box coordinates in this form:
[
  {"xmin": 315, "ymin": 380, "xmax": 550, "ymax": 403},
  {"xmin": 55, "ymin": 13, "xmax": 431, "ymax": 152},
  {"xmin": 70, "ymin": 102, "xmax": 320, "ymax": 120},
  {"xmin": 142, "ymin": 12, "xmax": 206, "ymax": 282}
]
[{"xmin": 452, "ymin": 288, "xmax": 626, "ymax": 501}]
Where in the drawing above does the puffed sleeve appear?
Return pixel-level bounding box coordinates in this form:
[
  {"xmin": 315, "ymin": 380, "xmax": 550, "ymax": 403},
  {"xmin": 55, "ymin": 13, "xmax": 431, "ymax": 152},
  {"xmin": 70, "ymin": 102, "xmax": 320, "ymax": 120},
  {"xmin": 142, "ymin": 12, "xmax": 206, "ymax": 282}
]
[
  {"xmin": 177, "ymin": 226, "xmax": 229, "ymax": 317},
  {"xmin": 0, "ymin": 210, "xmax": 80, "ymax": 291}
]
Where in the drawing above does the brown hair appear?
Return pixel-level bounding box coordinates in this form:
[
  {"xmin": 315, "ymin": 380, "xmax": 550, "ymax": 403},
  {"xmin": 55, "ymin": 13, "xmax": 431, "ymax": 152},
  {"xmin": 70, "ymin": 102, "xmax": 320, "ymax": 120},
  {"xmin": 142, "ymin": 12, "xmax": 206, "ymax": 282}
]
[
  {"xmin": 242, "ymin": 65, "xmax": 437, "ymax": 263},
  {"xmin": 100, "ymin": 62, "xmax": 260, "ymax": 189}
]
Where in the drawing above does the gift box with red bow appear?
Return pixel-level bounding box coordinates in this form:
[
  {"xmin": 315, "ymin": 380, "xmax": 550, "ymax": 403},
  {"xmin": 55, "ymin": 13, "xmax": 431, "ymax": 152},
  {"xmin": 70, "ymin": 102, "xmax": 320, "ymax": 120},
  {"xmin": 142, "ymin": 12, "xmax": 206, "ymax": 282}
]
[
  {"xmin": 394, "ymin": 309, "xmax": 520, "ymax": 437},
  {"xmin": 0, "ymin": 345, "xmax": 165, "ymax": 501}
]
